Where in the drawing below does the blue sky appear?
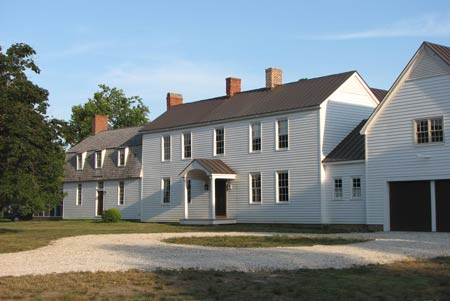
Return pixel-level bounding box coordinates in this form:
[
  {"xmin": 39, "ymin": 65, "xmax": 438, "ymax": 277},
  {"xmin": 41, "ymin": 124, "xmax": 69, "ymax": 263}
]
[{"xmin": 2, "ymin": 0, "xmax": 450, "ymax": 120}]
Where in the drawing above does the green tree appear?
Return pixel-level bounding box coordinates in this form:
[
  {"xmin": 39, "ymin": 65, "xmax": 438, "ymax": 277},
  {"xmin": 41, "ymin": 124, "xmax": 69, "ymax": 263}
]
[
  {"xmin": 66, "ymin": 84, "xmax": 150, "ymax": 145},
  {"xmin": 0, "ymin": 43, "xmax": 65, "ymax": 216}
]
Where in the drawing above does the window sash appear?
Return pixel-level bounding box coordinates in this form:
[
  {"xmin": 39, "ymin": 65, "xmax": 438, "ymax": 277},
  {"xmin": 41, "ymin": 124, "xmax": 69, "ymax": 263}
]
[
  {"xmin": 77, "ymin": 184, "xmax": 82, "ymax": 205},
  {"xmin": 162, "ymin": 178, "xmax": 171, "ymax": 203},
  {"xmin": 215, "ymin": 128, "xmax": 225, "ymax": 155},
  {"xmin": 352, "ymin": 178, "xmax": 361, "ymax": 199},
  {"xmin": 76, "ymin": 154, "xmax": 83, "ymax": 170},
  {"xmin": 183, "ymin": 133, "xmax": 192, "ymax": 159},
  {"xmin": 277, "ymin": 171, "xmax": 289, "ymax": 202},
  {"xmin": 334, "ymin": 179, "xmax": 343, "ymax": 199},
  {"xmin": 118, "ymin": 181, "xmax": 124, "ymax": 205},
  {"xmin": 277, "ymin": 119, "xmax": 288, "ymax": 149},
  {"xmin": 163, "ymin": 136, "xmax": 171, "ymax": 161},
  {"xmin": 251, "ymin": 123, "xmax": 261, "ymax": 152},
  {"xmin": 416, "ymin": 118, "xmax": 444, "ymax": 144},
  {"xmin": 250, "ymin": 173, "xmax": 261, "ymax": 203},
  {"xmin": 118, "ymin": 149, "xmax": 125, "ymax": 166},
  {"xmin": 95, "ymin": 151, "xmax": 102, "ymax": 168}
]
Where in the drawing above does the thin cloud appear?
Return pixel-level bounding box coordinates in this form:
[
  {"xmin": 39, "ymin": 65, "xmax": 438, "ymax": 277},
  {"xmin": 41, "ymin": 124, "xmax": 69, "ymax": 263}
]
[
  {"xmin": 309, "ymin": 13, "xmax": 450, "ymax": 40},
  {"xmin": 49, "ymin": 41, "xmax": 114, "ymax": 58}
]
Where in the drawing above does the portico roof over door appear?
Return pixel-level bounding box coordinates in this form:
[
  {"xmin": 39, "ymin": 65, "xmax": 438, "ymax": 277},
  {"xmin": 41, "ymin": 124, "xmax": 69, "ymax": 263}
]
[{"xmin": 179, "ymin": 159, "xmax": 236, "ymax": 179}]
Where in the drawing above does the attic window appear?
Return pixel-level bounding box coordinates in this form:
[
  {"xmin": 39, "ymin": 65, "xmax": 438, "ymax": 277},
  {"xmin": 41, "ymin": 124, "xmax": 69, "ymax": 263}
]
[
  {"xmin": 95, "ymin": 151, "xmax": 102, "ymax": 169},
  {"xmin": 118, "ymin": 148, "xmax": 126, "ymax": 167},
  {"xmin": 415, "ymin": 117, "xmax": 444, "ymax": 144},
  {"xmin": 76, "ymin": 153, "xmax": 83, "ymax": 170}
]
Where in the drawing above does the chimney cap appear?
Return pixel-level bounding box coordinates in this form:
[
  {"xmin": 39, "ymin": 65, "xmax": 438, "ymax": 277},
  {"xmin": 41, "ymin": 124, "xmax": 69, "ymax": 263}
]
[{"xmin": 166, "ymin": 92, "xmax": 183, "ymax": 98}]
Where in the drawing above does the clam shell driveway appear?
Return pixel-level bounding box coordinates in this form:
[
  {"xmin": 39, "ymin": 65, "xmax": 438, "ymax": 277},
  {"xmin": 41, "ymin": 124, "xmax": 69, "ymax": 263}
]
[{"xmin": 0, "ymin": 232, "xmax": 449, "ymax": 277}]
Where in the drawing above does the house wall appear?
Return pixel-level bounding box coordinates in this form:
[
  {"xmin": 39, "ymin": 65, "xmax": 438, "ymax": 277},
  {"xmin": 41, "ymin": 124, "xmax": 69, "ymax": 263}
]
[
  {"xmin": 63, "ymin": 178, "xmax": 141, "ymax": 220},
  {"xmin": 141, "ymin": 109, "xmax": 323, "ymax": 223},
  {"xmin": 365, "ymin": 49, "xmax": 450, "ymax": 229},
  {"xmin": 323, "ymin": 162, "xmax": 366, "ymax": 224}
]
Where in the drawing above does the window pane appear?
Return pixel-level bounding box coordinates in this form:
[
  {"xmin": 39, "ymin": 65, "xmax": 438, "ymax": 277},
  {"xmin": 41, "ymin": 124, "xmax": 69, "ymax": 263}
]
[
  {"xmin": 251, "ymin": 123, "xmax": 261, "ymax": 151},
  {"xmin": 430, "ymin": 118, "xmax": 443, "ymax": 143},
  {"xmin": 163, "ymin": 178, "xmax": 171, "ymax": 203},
  {"xmin": 251, "ymin": 173, "xmax": 261, "ymax": 203},
  {"xmin": 334, "ymin": 179, "xmax": 343, "ymax": 199},
  {"xmin": 119, "ymin": 149, "xmax": 125, "ymax": 166},
  {"xmin": 163, "ymin": 136, "xmax": 171, "ymax": 160},
  {"xmin": 77, "ymin": 184, "xmax": 82, "ymax": 205},
  {"xmin": 77, "ymin": 154, "xmax": 83, "ymax": 170},
  {"xmin": 119, "ymin": 181, "xmax": 124, "ymax": 205},
  {"xmin": 277, "ymin": 171, "xmax": 289, "ymax": 202},
  {"xmin": 416, "ymin": 120, "xmax": 429, "ymax": 144},
  {"xmin": 352, "ymin": 178, "xmax": 361, "ymax": 199},
  {"xmin": 215, "ymin": 128, "xmax": 224, "ymax": 155},
  {"xmin": 184, "ymin": 133, "xmax": 192, "ymax": 158},
  {"xmin": 95, "ymin": 151, "xmax": 102, "ymax": 168},
  {"xmin": 278, "ymin": 119, "xmax": 288, "ymax": 149}
]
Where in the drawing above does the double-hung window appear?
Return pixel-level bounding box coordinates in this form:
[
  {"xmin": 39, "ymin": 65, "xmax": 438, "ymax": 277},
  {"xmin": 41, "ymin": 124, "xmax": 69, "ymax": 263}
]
[
  {"xmin": 163, "ymin": 136, "xmax": 171, "ymax": 161},
  {"xmin": 118, "ymin": 148, "xmax": 126, "ymax": 167},
  {"xmin": 76, "ymin": 153, "xmax": 83, "ymax": 170},
  {"xmin": 334, "ymin": 178, "xmax": 343, "ymax": 199},
  {"xmin": 162, "ymin": 178, "xmax": 171, "ymax": 204},
  {"xmin": 250, "ymin": 173, "xmax": 262, "ymax": 203},
  {"xmin": 277, "ymin": 119, "xmax": 288, "ymax": 149},
  {"xmin": 215, "ymin": 128, "xmax": 225, "ymax": 155},
  {"xmin": 95, "ymin": 151, "xmax": 102, "ymax": 169},
  {"xmin": 183, "ymin": 132, "xmax": 192, "ymax": 159},
  {"xmin": 415, "ymin": 117, "xmax": 444, "ymax": 144},
  {"xmin": 352, "ymin": 177, "xmax": 361, "ymax": 199},
  {"xmin": 76, "ymin": 183, "xmax": 82, "ymax": 205},
  {"xmin": 250, "ymin": 122, "xmax": 261, "ymax": 152},
  {"xmin": 277, "ymin": 171, "xmax": 289, "ymax": 202},
  {"xmin": 118, "ymin": 181, "xmax": 125, "ymax": 205}
]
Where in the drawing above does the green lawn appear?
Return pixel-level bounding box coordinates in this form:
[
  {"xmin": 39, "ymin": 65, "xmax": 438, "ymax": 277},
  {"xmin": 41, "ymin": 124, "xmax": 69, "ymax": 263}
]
[
  {"xmin": 0, "ymin": 220, "xmax": 350, "ymax": 253},
  {"xmin": 0, "ymin": 257, "xmax": 449, "ymax": 300},
  {"xmin": 163, "ymin": 235, "xmax": 370, "ymax": 248}
]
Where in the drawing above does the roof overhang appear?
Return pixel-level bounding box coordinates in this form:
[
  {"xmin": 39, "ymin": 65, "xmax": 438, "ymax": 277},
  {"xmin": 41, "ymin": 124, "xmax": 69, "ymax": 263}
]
[{"xmin": 179, "ymin": 159, "xmax": 237, "ymax": 179}]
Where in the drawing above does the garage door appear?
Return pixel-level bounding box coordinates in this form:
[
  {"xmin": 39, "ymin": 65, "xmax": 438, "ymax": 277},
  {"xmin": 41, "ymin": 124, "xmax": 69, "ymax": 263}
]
[
  {"xmin": 436, "ymin": 180, "xmax": 450, "ymax": 232},
  {"xmin": 389, "ymin": 181, "xmax": 431, "ymax": 231}
]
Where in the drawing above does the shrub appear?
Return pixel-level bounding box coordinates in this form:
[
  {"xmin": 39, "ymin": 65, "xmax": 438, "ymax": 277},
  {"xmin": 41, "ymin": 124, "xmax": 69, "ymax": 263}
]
[{"xmin": 101, "ymin": 208, "xmax": 122, "ymax": 222}]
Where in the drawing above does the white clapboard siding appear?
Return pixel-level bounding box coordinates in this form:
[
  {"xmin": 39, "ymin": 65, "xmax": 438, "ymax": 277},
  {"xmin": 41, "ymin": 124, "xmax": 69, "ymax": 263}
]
[
  {"xmin": 63, "ymin": 179, "xmax": 141, "ymax": 220},
  {"xmin": 323, "ymin": 162, "xmax": 366, "ymax": 224},
  {"xmin": 408, "ymin": 46, "xmax": 450, "ymax": 80},
  {"xmin": 366, "ymin": 51, "xmax": 450, "ymax": 228}
]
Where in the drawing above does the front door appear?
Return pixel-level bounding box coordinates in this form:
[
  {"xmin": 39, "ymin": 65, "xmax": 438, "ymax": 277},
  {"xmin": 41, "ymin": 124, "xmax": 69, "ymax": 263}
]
[
  {"xmin": 215, "ymin": 179, "xmax": 227, "ymax": 217},
  {"xmin": 97, "ymin": 182, "xmax": 104, "ymax": 216}
]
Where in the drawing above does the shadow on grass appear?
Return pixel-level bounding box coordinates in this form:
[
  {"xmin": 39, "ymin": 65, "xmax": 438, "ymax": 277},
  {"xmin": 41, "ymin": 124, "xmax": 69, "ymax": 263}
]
[{"xmin": 0, "ymin": 228, "xmax": 23, "ymax": 234}]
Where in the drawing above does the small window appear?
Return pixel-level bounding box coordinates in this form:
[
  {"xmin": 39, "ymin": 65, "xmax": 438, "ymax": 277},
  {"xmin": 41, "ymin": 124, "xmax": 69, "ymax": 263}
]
[
  {"xmin": 76, "ymin": 183, "xmax": 82, "ymax": 205},
  {"xmin": 277, "ymin": 119, "xmax": 288, "ymax": 149},
  {"xmin": 95, "ymin": 151, "xmax": 102, "ymax": 168},
  {"xmin": 415, "ymin": 117, "xmax": 444, "ymax": 144},
  {"xmin": 118, "ymin": 181, "xmax": 124, "ymax": 205},
  {"xmin": 250, "ymin": 173, "xmax": 262, "ymax": 203},
  {"xmin": 250, "ymin": 122, "xmax": 261, "ymax": 152},
  {"xmin": 334, "ymin": 178, "xmax": 343, "ymax": 199},
  {"xmin": 163, "ymin": 136, "xmax": 171, "ymax": 161},
  {"xmin": 277, "ymin": 171, "xmax": 289, "ymax": 202},
  {"xmin": 352, "ymin": 177, "xmax": 361, "ymax": 199},
  {"xmin": 215, "ymin": 128, "xmax": 225, "ymax": 155},
  {"xmin": 162, "ymin": 178, "xmax": 171, "ymax": 204},
  {"xmin": 118, "ymin": 148, "xmax": 126, "ymax": 167},
  {"xmin": 187, "ymin": 179, "xmax": 192, "ymax": 204},
  {"xmin": 183, "ymin": 132, "xmax": 192, "ymax": 159},
  {"xmin": 76, "ymin": 153, "xmax": 83, "ymax": 170}
]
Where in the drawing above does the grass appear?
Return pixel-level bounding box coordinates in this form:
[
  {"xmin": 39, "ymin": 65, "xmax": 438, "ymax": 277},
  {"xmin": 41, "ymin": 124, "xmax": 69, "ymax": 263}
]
[
  {"xmin": 0, "ymin": 220, "xmax": 351, "ymax": 253},
  {"xmin": 0, "ymin": 257, "xmax": 448, "ymax": 300},
  {"xmin": 163, "ymin": 235, "xmax": 370, "ymax": 248}
]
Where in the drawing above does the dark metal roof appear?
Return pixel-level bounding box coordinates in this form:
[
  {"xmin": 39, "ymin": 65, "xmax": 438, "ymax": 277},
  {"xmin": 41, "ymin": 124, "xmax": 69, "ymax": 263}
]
[
  {"xmin": 322, "ymin": 120, "xmax": 367, "ymax": 163},
  {"xmin": 64, "ymin": 146, "xmax": 142, "ymax": 182},
  {"xmin": 180, "ymin": 159, "xmax": 236, "ymax": 175},
  {"xmin": 370, "ymin": 88, "xmax": 388, "ymax": 102},
  {"xmin": 68, "ymin": 126, "xmax": 144, "ymax": 153},
  {"xmin": 141, "ymin": 71, "xmax": 357, "ymax": 133},
  {"xmin": 425, "ymin": 41, "xmax": 450, "ymax": 66}
]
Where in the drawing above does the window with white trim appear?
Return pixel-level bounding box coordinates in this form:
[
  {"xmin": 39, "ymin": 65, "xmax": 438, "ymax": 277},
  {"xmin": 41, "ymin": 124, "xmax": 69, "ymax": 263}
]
[
  {"xmin": 250, "ymin": 122, "xmax": 261, "ymax": 152},
  {"xmin": 334, "ymin": 178, "xmax": 343, "ymax": 199},
  {"xmin": 118, "ymin": 148, "xmax": 126, "ymax": 167},
  {"xmin": 415, "ymin": 117, "xmax": 444, "ymax": 144},
  {"xmin": 76, "ymin": 153, "xmax": 83, "ymax": 170},
  {"xmin": 76, "ymin": 183, "xmax": 82, "ymax": 205},
  {"xmin": 250, "ymin": 173, "xmax": 262, "ymax": 203},
  {"xmin": 277, "ymin": 119, "xmax": 288, "ymax": 149},
  {"xmin": 95, "ymin": 151, "xmax": 102, "ymax": 169},
  {"xmin": 118, "ymin": 181, "xmax": 124, "ymax": 205},
  {"xmin": 215, "ymin": 128, "xmax": 225, "ymax": 155},
  {"xmin": 183, "ymin": 132, "xmax": 192, "ymax": 159},
  {"xmin": 352, "ymin": 177, "xmax": 361, "ymax": 199},
  {"xmin": 277, "ymin": 171, "xmax": 289, "ymax": 202},
  {"xmin": 187, "ymin": 179, "xmax": 191, "ymax": 204},
  {"xmin": 162, "ymin": 178, "xmax": 171, "ymax": 204},
  {"xmin": 163, "ymin": 136, "xmax": 171, "ymax": 161}
]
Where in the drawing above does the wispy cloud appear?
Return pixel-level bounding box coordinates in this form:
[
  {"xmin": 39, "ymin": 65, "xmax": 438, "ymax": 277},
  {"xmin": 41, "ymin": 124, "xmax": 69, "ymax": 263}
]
[
  {"xmin": 49, "ymin": 41, "xmax": 114, "ymax": 58},
  {"xmin": 308, "ymin": 13, "xmax": 450, "ymax": 40}
]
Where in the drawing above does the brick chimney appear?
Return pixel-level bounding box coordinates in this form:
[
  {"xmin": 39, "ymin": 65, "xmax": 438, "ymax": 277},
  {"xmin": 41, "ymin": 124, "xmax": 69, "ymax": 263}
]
[
  {"xmin": 92, "ymin": 114, "xmax": 108, "ymax": 135},
  {"xmin": 166, "ymin": 93, "xmax": 183, "ymax": 110},
  {"xmin": 226, "ymin": 77, "xmax": 241, "ymax": 97},
  {"xmin": 265, "ymin": 68, "xmax": 283, "ymax": 88}
]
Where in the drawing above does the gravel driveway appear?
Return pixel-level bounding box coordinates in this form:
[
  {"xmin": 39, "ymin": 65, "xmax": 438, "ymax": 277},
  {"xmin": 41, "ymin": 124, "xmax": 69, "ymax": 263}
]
[{"xmin": 0, "ymin": 231, "xmax": 449, "ymax": 276}]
